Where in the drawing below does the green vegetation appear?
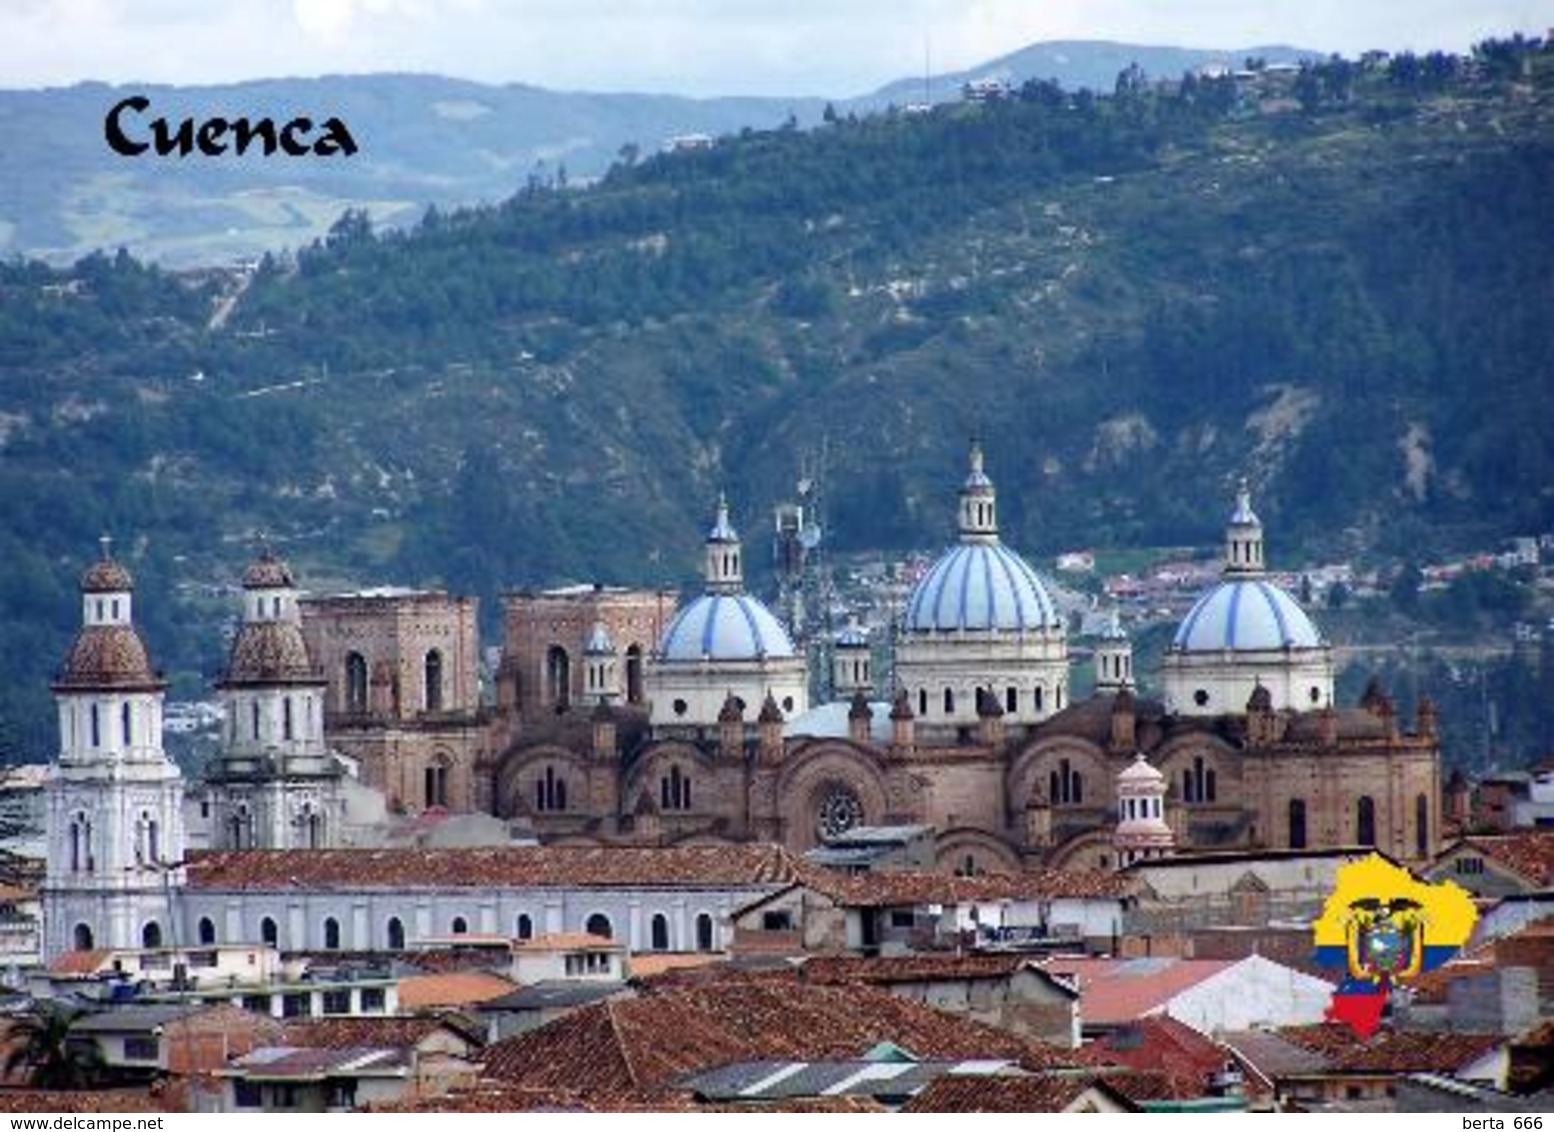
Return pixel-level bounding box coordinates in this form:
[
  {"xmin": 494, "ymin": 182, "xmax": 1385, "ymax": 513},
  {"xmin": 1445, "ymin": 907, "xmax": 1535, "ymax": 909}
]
[{"xmin": 1, "ymin": 37, "xmax": 1552, "ymax": 757}]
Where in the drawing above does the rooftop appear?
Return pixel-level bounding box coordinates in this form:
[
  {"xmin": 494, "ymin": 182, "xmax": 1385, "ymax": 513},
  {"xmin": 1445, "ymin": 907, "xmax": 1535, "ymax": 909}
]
[
  {"xmin": 1037, "ymin": 957, "xmax": 1240, "ymax": 1026},
  {"xmin": 901, "ymin": 1073, "xmax": 1137, "ymax": 1113},
  {"xmin": 187, "ymin": 843, "xmax": 798, "ymax": 891},
  {"xmin": 397, "ymin": 970, "xmax": 517, "ymax": 1010},
  {"xmin": 282, "ymin": 1015, "xmax": 485, "ymax": 1051},
  {"xmin": 1455, "ymin": 830, "xmax": 1554, "ymax": 886}
]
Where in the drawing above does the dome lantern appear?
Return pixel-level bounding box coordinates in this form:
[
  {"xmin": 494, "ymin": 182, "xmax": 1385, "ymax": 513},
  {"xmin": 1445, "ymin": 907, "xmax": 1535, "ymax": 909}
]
[
  {"xmin": 957, "ymin": 441, "xmax": 998, "ymax": 543},
  {"xmin": 703, "ymin": 493, "xmax": 744, "ymax": 595},
  {"xmin": 1224, "ymin": 477, "xmax": 1265, "ymax": 576}
]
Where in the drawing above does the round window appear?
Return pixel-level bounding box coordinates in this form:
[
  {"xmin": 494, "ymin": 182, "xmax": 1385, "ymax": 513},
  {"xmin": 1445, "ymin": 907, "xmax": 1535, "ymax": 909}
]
[
  {"xmin": 672, "ymin": 698, "xmax": 688, "ymax": 716},
  {"xmin": 1194, "ymin": 689, "xmax": 1209, "ymax": 707},
  {"xmin": 816, "ymin": 784, "xmax": 864, "ymax": 840},
  {"xmin": 782, "ymin": 696, "xmax": 794, "ymax": 712}
]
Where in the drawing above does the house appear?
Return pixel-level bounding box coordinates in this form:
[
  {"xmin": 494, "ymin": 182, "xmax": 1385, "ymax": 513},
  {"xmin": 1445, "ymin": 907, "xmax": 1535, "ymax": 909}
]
[
  {"xmin": 1225, "ymin": 1024, "xmax": 1510, "ymax": 1110},
  {"xmin": 799, "ymin": 953, "xmax": 1080, "ymax": 1047},
  {"xmin": 475, "ymin": 980, "xmax": 629, "ymax": 1041},
  {"xmin": 510, "ymin": 933, "xmax": 625, "ymax": 984},
  {"xmin": 0, "ymin": 884, "xmax": 41, "ymax": 971},
  {"xmin": 1040, "ymin": 955, "xmax": 1334, "ymax": 1035},
  {"xmin": 220, "ymin": 1046, "xmax": 411, "ymax": 1112},
  {"xmin": 478, "ymin": 973, "xmax": 1079, "ymax": 1101},
  {"xmin": 1428, "ymin": 831, "xmax": 1554, "ymax": 897},
  {"xmin": 68, "ymin": 1002, "xmax": 279, "ymax": 1081},
  {"xmin": 1084, "ymin": 1015, "xmax": 1246, "ymax": 1101},
  {"xmin": 281, "ymin": 1015, "xmax": 484, "ymax": 1099},
  {"xmin": 730, "ymin": 867, "xmax": 1129, "ymax": 957}
]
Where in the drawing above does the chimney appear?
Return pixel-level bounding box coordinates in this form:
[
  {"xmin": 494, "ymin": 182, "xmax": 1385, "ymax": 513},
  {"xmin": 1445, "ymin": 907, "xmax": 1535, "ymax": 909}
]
[
  {"xmin": 718, "ymin": 693, "xmax": 744, "ymax": 759},
  {"xmin": 757, "ymin": 693, "xmax": 784, "ymax": 763}
]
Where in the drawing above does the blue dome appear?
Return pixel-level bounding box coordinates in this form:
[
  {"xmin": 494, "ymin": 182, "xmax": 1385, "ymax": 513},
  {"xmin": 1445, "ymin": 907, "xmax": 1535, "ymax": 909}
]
[
  {"xmin": 658, "ymin": 593, "xmax": 796, "ymax": 661},
  {"xmin": 1172, "ymin": 579, "xmax": 1323, "ymax": 652},
  {"xmin": 904, "ymin": 542, "xmax": 1059, "ymax": 632}
]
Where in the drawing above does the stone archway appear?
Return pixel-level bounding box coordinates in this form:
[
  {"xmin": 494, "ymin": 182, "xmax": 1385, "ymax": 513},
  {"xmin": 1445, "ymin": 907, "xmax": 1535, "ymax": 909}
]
[{"xmin": 774, "ymin": 745, "xmax": 891, "ymax": 852}]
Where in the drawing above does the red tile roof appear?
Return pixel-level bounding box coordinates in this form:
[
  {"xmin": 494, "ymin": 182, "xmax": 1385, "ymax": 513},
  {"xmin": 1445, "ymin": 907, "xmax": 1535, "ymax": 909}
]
[
  {"xmin": 800, "ymin": 953, "xmax": 1067, "ymax": 989},
  {"xmin": 1038, "ymin": 957, "xmax": 1239, "ymax": 1026},
  {"xmin": 188, "ymin": 843, "xmax": 798, "ymax": 891},
  {"xmin": 1082, "ymin": 1016, "xmax": 1229, "ymax": 1097},
  {"xmin": 46, "ymin": 948, "xmax": 111, "ymax": 976},
  {"xmin": 398, "ymin": 971, "xmax": 517, "ymax": 1010},
  {"xmin": 1277, "ymin": 1024, "xmax": 1506, "ymax": 1074},
  {"xmin": 0, "ymin": 1090, "xmax": 168, "ymax": 1113},
  {"xmin": 513, "ymin": 932, "xmax": 619, "ymax": 952},
  {"xmin": 282, "ymin": 1015, "xmax": 484, "ymax": 1052},
  {"xmin": 1460, "ymin": 831, "xmax": 1554, "ymax": 885},
  {"xmin": 902, "ymin": 1074, "xmax": 1137, "ymax": 1112},
  {"xmin": 480, "ymin": 974, "xmax": 1080, "ymax": 1095}
]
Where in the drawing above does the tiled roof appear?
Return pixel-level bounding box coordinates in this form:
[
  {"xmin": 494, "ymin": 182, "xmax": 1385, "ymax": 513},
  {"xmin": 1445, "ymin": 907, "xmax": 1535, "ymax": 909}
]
[
  {"xmin": 480, "ymin": 975, "xmax": 1079, "ymax": 1095},
  {"xmin": 514, "ymin": 932, "xmax": 619, "ymax": 952},
  {"xmin": 901, "ymin": 1074, "xmax": 1136, "ymax": 1113},
  {"xmin": 1277, "ymin": 1024, "xmax": 1506, "ymax": 1074},
  {"xmin": 368, "ymin": 1084, "xmax": 883, "ymax": 1112},
  {"xmin": 282, "ymin": 1016, "xmax": 484, "ymax": 1051},
  {"xmin": 52, "ymin": 626, "xmax": 162, "ymax": 690},
  {"xmin": 1220, "ymin": 1029, "xmax": 1330, "ymax": 1090},
  {"xmin": 627, "ymin": 952, "xmax": 725, "ymax": 980},
  {"xmin": 1460, "ymin": 831, "xmax": 1554, "ymax": 885},
  {"xmin": 397, "ymin": 971, "xmax": 517, "ymax": 1010},
  {"xmin": 47, "ymin": 948, "xmax": 112, "ymax": 975},
  {"xmin": 187, "ymin": 843, "xmax": 799, "ymax": 891},
  {"xmin": 219, "ymin": 621, "xmax": 320, "ymax": 686},
  {"xmin": 1038, "ymin": 957, "xmax": 1238, "ymax": 1026},
  {"xmin": 790, "ymin": 864, "xmax": 1130, "ymax": 908},
  {"xmin": 1082, "ymin": 1016, "xmax": 1230, "ymax": 1098},
  {"xmin": 800, "ymin": 953, "xmax": 1067, "ymax": 990},
  {"xmin": 0, "ymin": 1090, "xmax": 165, "ymax": 1113}
]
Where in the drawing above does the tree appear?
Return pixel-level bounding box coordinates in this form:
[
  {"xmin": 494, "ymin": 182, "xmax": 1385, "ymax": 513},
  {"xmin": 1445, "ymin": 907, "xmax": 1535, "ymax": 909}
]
[{"xmin": 3, "ymin": 1003, "xmax": 101, "ymax": 1090}]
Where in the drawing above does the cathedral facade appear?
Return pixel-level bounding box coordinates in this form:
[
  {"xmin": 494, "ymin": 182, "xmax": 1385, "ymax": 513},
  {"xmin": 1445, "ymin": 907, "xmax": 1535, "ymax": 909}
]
[{"xmin": 486, "ymin": 449, "xmax": 1442, "ymax": 871}]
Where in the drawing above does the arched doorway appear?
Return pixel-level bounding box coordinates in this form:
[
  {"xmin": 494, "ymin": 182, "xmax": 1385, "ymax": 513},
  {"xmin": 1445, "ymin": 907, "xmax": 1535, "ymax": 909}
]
[
  {"xmin": 197, "ymin": 917, "xmax": 217, "ymax": 945},
  {"xmin": 650, "ymin": 913, "xmax": 670, "ymax": 951},
  {"xmin": 585, "ymin": 912, "xmax": 612, "ymax": 940},
  {"xmin": 387, "ymin": 917, "xmax": 405, "ymax": 950},
  {"xmin": 260, "ymin": 917, "xmax": 278, "ymax": 948},
  {"xmin": 695, "ymin": 913, "xmax": 715, "ymax": 952},
  {"xmin": 73, "ymin": 923, "xmax": 94, "ymax": 951}
]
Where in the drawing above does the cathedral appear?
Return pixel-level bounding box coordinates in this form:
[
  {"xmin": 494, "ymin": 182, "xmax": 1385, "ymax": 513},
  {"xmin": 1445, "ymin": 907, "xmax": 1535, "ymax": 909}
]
[
  {"xmin": 483, "ymin": 446, "xmax": 1441, "ymax": 872},
  {"xmin": 40, "ymin": 446, "xmax": 1442, "ymax": 956}
]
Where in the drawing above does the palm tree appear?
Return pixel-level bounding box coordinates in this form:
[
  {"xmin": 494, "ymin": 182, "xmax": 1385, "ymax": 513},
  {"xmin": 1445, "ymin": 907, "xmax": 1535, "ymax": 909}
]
[{"xmin": 3, "ymin": 1002, "xmax": 101, "ymax": 1089}]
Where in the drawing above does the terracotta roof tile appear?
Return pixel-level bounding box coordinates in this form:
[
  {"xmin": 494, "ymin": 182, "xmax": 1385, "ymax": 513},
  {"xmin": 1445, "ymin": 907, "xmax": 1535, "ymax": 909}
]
[
  {"xmin": 53, "ymin": 625, "xmax": 163, "ymax": 690},
  {"xmin": 47, "ymin": 948, "xmax": 111, "ymax": 975},
  {"xmin": 513, "ymin": 932, "xmax": 618, "ymax": 951},
  {"xmin": 480, "ymin": 975, "xmax": 1079, "ymax": 1095},
  {"xmin": 1277, "ymin": 1024, "xmax": 1505, "ymax": 1073},
  {"xmin": 0, "ymin": 1090, "xmax": 166, "ymax": 1113},
  {"xmin": 188, "ymin": 843, "xmax": 798, "ymax": 891},
  {"xmin": 1461, "ymin": 831, "xmax": 1554, "ymax": 885},
  {"xmin": 397, "ymin": 971, "xmax": 517, "ymax": 1009},
  {"xmin": 801, "ymin": 953, "xmax": 1058, "ymax": 987},
  {"xmin": 1082, "ymin": 1016, "xmax": 1229, "ymax": 1097},
  {"xmin": 282, "ymin": 1015, "xmax": 484, "ymax": 1051},
  {"xmin": 1038, "ymin": 957, "xmax": 1239, "ymax": 1026},
  {"xmin": 627, "ymin": 952, "xmax": 726, "ymax": 980},
  {"xmin": 902, "ymin": 1073, "xmax": 1136, "ymax": 1112}
]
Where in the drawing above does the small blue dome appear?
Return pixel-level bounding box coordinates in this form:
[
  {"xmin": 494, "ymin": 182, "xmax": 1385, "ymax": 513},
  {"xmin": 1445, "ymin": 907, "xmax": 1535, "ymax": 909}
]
[
  {"xmin": 1172, "ymin": 579, "xmax": 1323, "ymax": 652},
  {"xmin": 904, "ymin": 542, "xmax": 1059, "ymax": 633},
  {"xmin": 658, "ymin": 593, "xmax": 796, "ymax": 661}
]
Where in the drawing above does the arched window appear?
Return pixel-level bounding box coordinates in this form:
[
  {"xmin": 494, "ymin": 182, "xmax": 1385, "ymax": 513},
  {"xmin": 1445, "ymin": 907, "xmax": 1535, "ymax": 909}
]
[
  {"xmin": 536, "ymin": 765, "xmax": 568, "ymax": 812},
  {"xmin": 451, "ymin": 916, "xmax": 468, "ymax": 936},
  {"xmin": 1183, "ymin": 757, "xmax": 1217, "ymax": 804},
  {"xmin": 1288, "ymin": 798, "xmax": 1307, "ymax": 849},
  {"xmin": 424, "ymin": 650, "xmax": 443, "ymax": 712},
  {"xmin": 90, "ymin": 704, "xmax": 100, "ymax": 748},
  {"xmin": 1052, "ymin": 759, "xmax": 1082, "ymax": 805},
  {"xmin": 695, "ymin": 913, "xmax": 715, "ymax": 952},
  {"xmin": 283, "ymin": 697, "xmax": 294, "ymax": 741},
  {"xmin": 661, "ymin": 766, "xmax": 692, "ymax": 811},
  {"xmin": 1006, "ymin": 687, "xmax": 1018, "ymax": 714},
  {"xmin": 546, "ymin": 645, "xmax": 571, "ymax": 712},
  {"xmin": 260, "ymin": 917, "xmax": 278, "ymax": 948},
  {"xmin": 1034, "ymin": 686, "xmax": 1044, "ymax": 712},
  {"xmin": 146, "ymin": 819, "xmax": 159, "ymax": 864},
  {"xmin": 425, "ymin": 761, "xmax": 449, "ymax": 808},
  {"xmin": 197, "ymin": 917, "xmax": 217, "ymax": 945},
  {"xmin": 323, "ymin": 917, "xmax": 341, "ymax": 950},
  {"xmin": 121, "ymin": 702, "xmax": 132, "ymax": 746},
  {"xmin": 625, "ymin": 645, "xmax": 644, "ymax": 704},
  {"xmin": 585, "ymin": 913, "xmax": 612, "ymax": 940},
  {"xmin": 142, "ymin": 921, "xmax": 163, "ymax": 949},
  {"xmin": 1415, "ymin": 793, "xmax": 1429, "ymax": 858},
  {"xmin": 918, "ymin": 689, "xmax": 928, "ymax": 716},
  {"xmin": 345, "ymin": 652, "xmax": 368, "ymax": 713},
  {"xmin": 251, "ymin": 700, "xmax": 260, "ymax": 741},
  {"xmin": 943, "ymin": 688, "xmax": 955, "ymax": 715},
  {"xmin": 1356, "ymin": 796, "xmax": 1377, "ymax": 847},
  {"xmin": 650, "ymin": 913, "xmax": 669, "ymax": 951},
  {"xmin": 386, "ymin": 917, "xmax": 405, "ymax": 950},
  {"xmin": 73, "ymin": 923, "xmax": 94, "ymax": 951},
  {"xmin": 515, "ymin": 914, "xmax": 533, "ymax": 941}
]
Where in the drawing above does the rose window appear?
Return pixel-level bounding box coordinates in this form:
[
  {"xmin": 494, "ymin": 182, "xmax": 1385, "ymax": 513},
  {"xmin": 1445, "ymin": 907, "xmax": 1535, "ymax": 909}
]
[{"xmin": 817, "ymin": 785, "xmax": 864, "ymax": 840}]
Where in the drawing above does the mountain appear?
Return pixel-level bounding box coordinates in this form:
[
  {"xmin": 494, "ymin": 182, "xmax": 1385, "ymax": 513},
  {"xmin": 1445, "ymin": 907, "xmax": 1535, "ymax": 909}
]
[
  {"xmin": 0, "ymin": 41, "xmax": 1319, "ymax": 266},
  {"xmin": 0, "ymin": 40, "xmax": 1551, "ymax": 762}
]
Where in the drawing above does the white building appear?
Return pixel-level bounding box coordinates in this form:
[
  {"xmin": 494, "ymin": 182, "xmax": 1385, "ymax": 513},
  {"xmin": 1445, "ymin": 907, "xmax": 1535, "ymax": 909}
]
[
  {"xmin": 42, "ymin": 540, "xmax": 187, "ymax": 956},
  {"xmin": 895, "ymin": 444, "xmax": 1069, "ymax": 731},
  {"xmin": 1162, "ymin": 480, "xmax": 1335, "ymax": 716},
  {"xmin": 645, "ymin": 495, "xmax": 808, "ymax": 729}
]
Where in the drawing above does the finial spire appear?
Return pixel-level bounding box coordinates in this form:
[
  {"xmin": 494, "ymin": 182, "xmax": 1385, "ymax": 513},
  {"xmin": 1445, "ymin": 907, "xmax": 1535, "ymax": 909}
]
[
  {"xmin": 1223, "ymin": 475, "xmax": 1265, "ymax": 575},
  {"xmin": 957, "ymin": 441, "xmax": 997, "ymax": 541},
  {"xmin": 704, "ymin": 493, "xmax": 743, "ymax": 592},
  {"xmin": 99, "ymin": 533, "xmax": 113, "ymax": 561}
]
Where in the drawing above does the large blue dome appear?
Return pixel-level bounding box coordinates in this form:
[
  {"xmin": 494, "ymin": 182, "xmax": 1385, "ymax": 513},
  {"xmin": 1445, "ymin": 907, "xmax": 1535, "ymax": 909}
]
[
  {"xmin": 1172, "ymin": 579, "xmax": 1323, "ymax": 652},
  {"xmin": 658, "ymin": 593, "xmax": 796, "ymax": 661},
  {"xmin": 904, "ymin": 542, "xmax": 1059, "ymax": 633}
]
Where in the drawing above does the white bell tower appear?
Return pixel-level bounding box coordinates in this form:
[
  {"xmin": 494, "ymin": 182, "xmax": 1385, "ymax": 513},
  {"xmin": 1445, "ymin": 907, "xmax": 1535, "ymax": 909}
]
[{"xmin": 43, "ymin": 538, "xmax": 185, "ymax": 959}]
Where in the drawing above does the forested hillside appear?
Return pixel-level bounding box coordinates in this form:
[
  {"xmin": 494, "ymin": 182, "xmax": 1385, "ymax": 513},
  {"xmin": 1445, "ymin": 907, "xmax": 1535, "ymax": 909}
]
[{"xmin": 1, "ymin": 39, "xmax": 1551, "ymax": 759}]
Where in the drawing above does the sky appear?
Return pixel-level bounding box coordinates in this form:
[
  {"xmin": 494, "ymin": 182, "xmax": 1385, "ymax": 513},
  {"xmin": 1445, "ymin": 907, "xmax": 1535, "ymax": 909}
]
[{"xmin": 2, "ymin": 0, "xmax": 1550, "ymax": 95}]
